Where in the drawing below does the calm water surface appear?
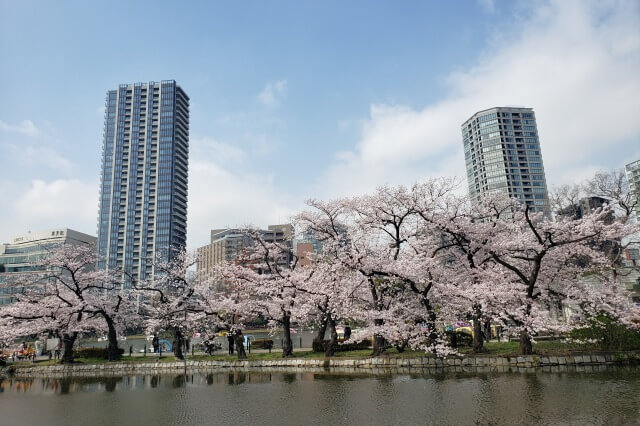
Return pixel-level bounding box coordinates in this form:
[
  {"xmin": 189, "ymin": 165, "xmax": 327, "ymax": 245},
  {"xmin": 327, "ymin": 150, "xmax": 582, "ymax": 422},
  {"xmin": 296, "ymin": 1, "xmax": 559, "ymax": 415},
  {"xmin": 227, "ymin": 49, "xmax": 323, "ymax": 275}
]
[{"xmin": 1, "ymin": 367, "xmax": 639, "ymax": 425}]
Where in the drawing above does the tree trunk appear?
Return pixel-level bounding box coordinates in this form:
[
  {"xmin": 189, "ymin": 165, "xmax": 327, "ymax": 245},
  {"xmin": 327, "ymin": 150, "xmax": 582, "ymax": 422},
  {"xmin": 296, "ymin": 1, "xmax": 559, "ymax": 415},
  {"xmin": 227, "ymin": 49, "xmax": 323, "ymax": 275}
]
[
  {"xmin": 372, "ymin": 318, "xmax": 386, "ymax": 356},
  {"xmin": 325, "ymin": 315, "xmax": 338, "ymax": 357},
  {"xmin": 313, "ymin": 314, "xmax": 328, "ymax": 352},
  {"xmin": 282, "ymin": 315, "xmax": 293, "ymax": 357},
  {"xmin": 61, "ymin": 333, "xmax": 77, "ymax": 364},
  {"xmin": 519, "ymin": 330, "xmax": 533, "ymax": 355},
  {"xmin": 173, "ymin": 329, "xmax": 185, "ymax": 360},
  {"xmin": 472, "ymin": 305, "xmax": 485, "ymax": 353},
  {"xmin": 104, "ymin": 315, "xmax": 120, "ymax": 361},
  {"xmin": 422, "ymin": 299, "xmax": 439, "ymax": 347},
  {"xmin": 372, "ymin": 335, "xmax": 386, "ymax": 356},
  {"xmin": 233, "ymin": 331, "xmax": 247, "ymax": 360}
]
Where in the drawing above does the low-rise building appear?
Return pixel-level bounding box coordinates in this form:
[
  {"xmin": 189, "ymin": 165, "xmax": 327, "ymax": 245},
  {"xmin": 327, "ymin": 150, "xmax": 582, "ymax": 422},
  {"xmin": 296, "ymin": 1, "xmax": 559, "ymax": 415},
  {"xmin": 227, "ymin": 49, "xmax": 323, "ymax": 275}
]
[
  {"xmin": 196, "ymin": 224, "xmax": 293, "ymax": 284},
  {"xmin": 293, "ymin": 232, "xmax": 324, "ymax": 267},
  {"xmin": 0, "ymin": 229, "xmax": 97, "ymax": 305}
]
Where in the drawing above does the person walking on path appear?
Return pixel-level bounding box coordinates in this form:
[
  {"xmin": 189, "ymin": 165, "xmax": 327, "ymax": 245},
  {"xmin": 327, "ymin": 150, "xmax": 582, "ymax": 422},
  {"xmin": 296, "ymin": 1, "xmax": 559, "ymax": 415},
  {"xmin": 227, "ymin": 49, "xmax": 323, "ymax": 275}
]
[
  {"xmin": 227, "ymin": 333, "xmax": 234, "ymax": 355},
  {"xmin": 152, "ymin": 335, "xmax": 159, "ymax": 353},
  {"xmin": 344, "ymin": 325, "xmax": 352, "ymax": 340}
]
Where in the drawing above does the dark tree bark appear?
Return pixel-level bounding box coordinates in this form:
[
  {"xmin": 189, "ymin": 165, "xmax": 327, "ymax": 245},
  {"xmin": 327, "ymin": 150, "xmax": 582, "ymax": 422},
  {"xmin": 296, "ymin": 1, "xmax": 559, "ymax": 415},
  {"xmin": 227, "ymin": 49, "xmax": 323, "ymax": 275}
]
[
  {"xmin": 233, "ymin": 330, "xmax": 247, "ymax": 360},
  {"xmin": 104, "ymin": 314, "xmax": 121, "ymax": 361},
  {"xmin": 61, "ymin": 333, "xmax": 77, "ymax": 364},
  {"xmin": 282, "ymin": 315, "xmax": 293, "ymax": 357},
  {"xmin": 449, "ymin": 331, "xmax": 458, "ymax": 349},
  {"xmin": 372, "ymin": 318, "xmax": 386, "ymax": 356},
  {"xmin": 173, "ymin": 329, "xmax": 185, "ymax": 360},
  {"xmin": 313, "ymin": 314, "xmax": 328, "ymax": 352},
  {"xmin": 472, "ymin": 305, "xmax": 486, "ymax": 353},
  {"xmin": 324, "ymin": 315, "xmax": 338, "ymax": 357},
  {"xmin": 519, "ymin": 330, "xmax": 533, "ymax": 355},
  {"xmin": 394, "ymin": 341, "xmax": 407, "ymax": 353},
  {"xmin": 421, "ymin": 298, "xmax": 439, "ymax": 347}
]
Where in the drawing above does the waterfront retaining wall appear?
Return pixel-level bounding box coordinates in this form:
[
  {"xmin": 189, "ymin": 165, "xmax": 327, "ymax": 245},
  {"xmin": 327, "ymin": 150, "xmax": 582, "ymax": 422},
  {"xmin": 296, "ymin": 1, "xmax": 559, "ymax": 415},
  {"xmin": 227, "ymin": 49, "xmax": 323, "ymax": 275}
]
[{"xmin": 4, "ymin": 352, "xmax": 639, "ymax": 378}]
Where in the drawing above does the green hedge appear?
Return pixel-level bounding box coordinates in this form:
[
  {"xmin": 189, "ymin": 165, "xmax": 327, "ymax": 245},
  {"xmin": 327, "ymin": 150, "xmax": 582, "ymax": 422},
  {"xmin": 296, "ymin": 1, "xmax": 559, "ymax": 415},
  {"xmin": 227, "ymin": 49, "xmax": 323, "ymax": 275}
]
[
  {"xmin": 251, "ymin": 339, "xmax": 274, "ymax": 349},
  {"xmin": 313, "ymin": 339, "xmax": 371, "ymax": 352},
  {"xmin": 445, "ymin": 330, "xmax": 473, "ymax": 347},
  {"xmin": 337, "ymin": 340, "xmax": 371, "ymax": 351},
  {"xmin": 570, "ymin": 314, "xmax": 640, "ymax": 351}
]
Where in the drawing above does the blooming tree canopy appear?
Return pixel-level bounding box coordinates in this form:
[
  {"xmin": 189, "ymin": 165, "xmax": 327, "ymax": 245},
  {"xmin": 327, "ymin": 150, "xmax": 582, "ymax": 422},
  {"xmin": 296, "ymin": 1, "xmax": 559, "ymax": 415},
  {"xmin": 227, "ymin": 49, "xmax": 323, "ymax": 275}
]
[{"xmin": 0, "ymin": 244, "xmax": 136, "ymax": 362}]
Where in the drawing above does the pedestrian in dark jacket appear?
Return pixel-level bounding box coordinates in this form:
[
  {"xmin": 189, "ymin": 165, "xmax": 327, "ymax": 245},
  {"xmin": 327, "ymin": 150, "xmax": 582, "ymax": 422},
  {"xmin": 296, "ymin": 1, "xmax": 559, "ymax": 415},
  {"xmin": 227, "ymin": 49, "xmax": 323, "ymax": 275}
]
[
  {"xmin": 344, "ymin": 325, "xmax": 352, "ymax": 340},
  {"xmin": 227, "ymin": 333, "xmax": 234, "ymax": 355}
]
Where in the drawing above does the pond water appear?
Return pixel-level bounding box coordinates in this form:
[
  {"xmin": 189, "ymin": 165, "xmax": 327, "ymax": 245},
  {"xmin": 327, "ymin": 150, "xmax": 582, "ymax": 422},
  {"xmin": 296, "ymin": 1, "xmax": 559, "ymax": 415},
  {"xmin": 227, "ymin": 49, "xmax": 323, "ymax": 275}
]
[{"xmin": 1, "ymin": 367, "xmax": 639, "ymax": 425}]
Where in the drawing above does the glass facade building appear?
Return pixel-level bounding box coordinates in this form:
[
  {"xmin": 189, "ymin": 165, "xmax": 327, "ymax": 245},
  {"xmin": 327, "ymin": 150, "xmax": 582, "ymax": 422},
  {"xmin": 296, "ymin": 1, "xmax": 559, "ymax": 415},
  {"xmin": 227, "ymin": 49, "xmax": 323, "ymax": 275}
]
[
  {"xmin": 0, "ymin": 229, "xmax": 96, "ymax": 305},
  {"xmin": 97, "ymin": 81, "xmax": 189, "ymax": 284},
  {"xmin": 461, "ymin": 107, "xmax": 550, "ymax": 216}
]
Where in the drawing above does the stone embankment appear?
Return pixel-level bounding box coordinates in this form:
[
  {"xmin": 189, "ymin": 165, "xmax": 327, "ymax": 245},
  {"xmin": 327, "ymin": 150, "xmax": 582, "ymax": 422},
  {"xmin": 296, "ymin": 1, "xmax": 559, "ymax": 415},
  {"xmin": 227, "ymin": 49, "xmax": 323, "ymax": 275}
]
[{"xmin": 5, "ymin": 352, "xmax": 639, "ymax": 378}]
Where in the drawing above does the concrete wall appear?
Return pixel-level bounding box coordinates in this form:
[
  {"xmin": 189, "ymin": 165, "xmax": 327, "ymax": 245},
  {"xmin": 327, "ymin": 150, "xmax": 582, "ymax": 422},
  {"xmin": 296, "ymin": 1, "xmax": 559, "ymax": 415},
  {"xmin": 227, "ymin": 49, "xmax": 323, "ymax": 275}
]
[{"xmin": 7, "ymin": 351, "xmax": 639, "ymax": 378}]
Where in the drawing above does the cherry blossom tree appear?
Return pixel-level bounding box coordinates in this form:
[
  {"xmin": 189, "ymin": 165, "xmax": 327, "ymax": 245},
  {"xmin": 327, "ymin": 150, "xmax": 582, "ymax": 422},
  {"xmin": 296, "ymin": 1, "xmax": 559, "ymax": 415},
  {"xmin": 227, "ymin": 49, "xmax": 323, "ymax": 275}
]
[
  {"xmin": 0, "ymin": 244, "xmax": 135, "ymax": 362},
  {"xmin": 476, "ymin": 195, "xmax": 639, "ymax": 354},
  {"xmin": 207, "ymin": 229, "xmax": 313, "ymax": 358},
  {"xmin": 293, "ymin": 256, "xmax": 362, "ymax": 356},
  {"xmin": 194, "ymin": 272, "xmax": 250, "ymax": 360},
  {"xmin": 298, "ymin": 180, "xmax": 640, "ymax": 357},
  {"xmin": 410, "ymin": 187, "xmax": 500, "ymax": 353},
  {"xmin": 297, "ymin": 181, "xmax": 464, "ymax": 356},
  {"xmin": 135, "ymin": 251, "xmax": 210, "ymax": 360},
  {"xmin": 585, "ymin": 169, "xmax": 637, "ymax": 220}
]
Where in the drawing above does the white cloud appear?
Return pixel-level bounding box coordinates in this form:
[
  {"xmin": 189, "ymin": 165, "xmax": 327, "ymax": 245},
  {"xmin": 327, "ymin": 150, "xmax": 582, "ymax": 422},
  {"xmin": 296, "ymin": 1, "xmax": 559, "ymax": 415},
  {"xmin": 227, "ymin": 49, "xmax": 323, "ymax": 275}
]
[
  {"xmin": 0, "ymin": 179, "xmax": 98, "ymax": 243},
  {"xmin": 319, "ymin": 0, "xmax": 640, "ymax": 198},
  {"xmin": 0, "ymin": 119, "xmax": 39, "ymax": 136},
  {"xmin": 257, "ymin": 80, "xmax": 288, "ymax": 108},
  {"xmin": 186, "ymin": 158, "xmax": 300, "ymax": 250},
  {"xmin": 191, "ymin": 136, "xmax": 247, "ymax": 163},
  {"xmin": 2, "ymin": 144, "xmax": 73, "ymax": 172}
]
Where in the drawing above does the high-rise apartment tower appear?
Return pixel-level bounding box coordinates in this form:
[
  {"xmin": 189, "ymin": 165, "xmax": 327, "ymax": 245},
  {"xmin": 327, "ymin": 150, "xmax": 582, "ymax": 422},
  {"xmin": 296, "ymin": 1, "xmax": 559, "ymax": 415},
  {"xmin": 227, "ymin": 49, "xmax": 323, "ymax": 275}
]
[
  {"xmin": 97, "ymin": 80, "xmax": 189, "ymax": 283},
  {"xmin": 461, "ymin": 107, "xmax": 550, "ymax": 215},
  {"xmin": 625, "ymin": 159, "xmax": 640, "ymax": 223}
]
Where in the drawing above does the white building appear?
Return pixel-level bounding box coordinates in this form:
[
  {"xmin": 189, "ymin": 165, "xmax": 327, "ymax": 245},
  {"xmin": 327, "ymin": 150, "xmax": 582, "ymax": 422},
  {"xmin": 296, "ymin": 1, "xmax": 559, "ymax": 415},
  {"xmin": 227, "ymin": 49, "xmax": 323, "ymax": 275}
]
[
  {"xmin": 461, "ymin": 107, "xmax": 551, "ymax": 216},
  {"xmin": 0, "ymin": 229, "xmax": 96, "ymax": 305}
]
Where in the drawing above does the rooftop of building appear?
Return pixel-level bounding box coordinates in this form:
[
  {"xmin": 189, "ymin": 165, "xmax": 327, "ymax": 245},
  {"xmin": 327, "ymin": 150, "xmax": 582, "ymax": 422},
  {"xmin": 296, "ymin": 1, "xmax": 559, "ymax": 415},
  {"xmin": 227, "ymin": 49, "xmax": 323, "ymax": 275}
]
[
  {"xmin": 202, "ymin": 225, "xmax": 294, "ymax": 247},
  {"xmin": 109, "ymin": 80, "xmax": 189, "ymax": 99},
  {"xmin": 2, "ymin": 228, "xmax": 96, "ymax": 247},
  {"xmin": 461, "ymin": 106, "xmax": 534, "ymax": 126},
  {"xmin": 625, "ymin": 159, "xmax": 640, "ymax": 171}
]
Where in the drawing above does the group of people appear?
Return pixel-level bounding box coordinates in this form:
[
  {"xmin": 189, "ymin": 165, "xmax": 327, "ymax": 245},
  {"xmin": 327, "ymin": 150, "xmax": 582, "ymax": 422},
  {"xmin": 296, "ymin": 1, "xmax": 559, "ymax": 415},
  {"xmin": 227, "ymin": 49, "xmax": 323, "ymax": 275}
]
[
  {"xmin": 3, "ymin": 328, "xmax": 355, "ymax": 362},
  {"xmin": 1, "ymin": 341, "xmax": 37, "ymax": 362}
]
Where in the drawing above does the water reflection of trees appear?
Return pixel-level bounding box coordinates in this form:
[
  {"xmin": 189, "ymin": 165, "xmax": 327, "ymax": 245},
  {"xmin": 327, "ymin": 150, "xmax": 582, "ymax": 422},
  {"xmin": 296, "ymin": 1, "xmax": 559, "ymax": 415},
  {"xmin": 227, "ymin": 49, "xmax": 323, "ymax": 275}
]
[{"xmin": 172, "ymin": 374, "xmax": 186, "ymax": 388}]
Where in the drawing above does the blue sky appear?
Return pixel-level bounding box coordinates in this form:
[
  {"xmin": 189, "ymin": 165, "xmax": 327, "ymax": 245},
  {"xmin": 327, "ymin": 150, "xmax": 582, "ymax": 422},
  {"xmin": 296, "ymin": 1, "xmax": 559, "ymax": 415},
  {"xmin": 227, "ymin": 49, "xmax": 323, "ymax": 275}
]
[{"xmin": 1, "ymin": 0, "xmax": 639, "ymax": 250}]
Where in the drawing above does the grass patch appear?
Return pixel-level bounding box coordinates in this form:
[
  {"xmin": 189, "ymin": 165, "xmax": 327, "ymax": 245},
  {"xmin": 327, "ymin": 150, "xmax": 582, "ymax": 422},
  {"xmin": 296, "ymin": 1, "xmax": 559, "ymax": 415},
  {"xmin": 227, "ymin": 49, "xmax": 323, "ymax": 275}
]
[{"xmin": 10, "ymin": 339, "xmax": 638, "ymax": 369}]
